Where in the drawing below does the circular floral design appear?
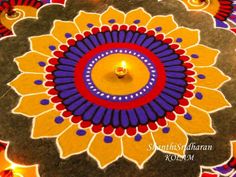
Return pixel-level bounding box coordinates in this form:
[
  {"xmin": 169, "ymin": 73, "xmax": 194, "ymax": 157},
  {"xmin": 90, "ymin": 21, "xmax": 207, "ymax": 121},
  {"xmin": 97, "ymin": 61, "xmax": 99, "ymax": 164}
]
[
  {"xmin": 179, "ymin": 0, "xmax": 236, "ymax": 33},
  {"xmin": 0, "ymin": 0, "xmax": 65, "ymax": 39},
  {"xmin": 9, "ymin": 6, "xmax": 231, "ymax": 168}
]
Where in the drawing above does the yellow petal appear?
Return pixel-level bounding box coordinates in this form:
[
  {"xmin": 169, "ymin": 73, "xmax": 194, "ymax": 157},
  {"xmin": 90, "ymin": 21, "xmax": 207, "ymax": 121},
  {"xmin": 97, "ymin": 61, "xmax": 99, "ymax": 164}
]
[
  {"xmin": 57, "ymin": 125, "xmax": 94, "ymax": 158},
  {"xmin": 15, "ymin": 166, "xmax": 39, "ymax": 177},
  {"xmin": 152, "ymin": 122, "xmax": 188, "ymax": 156},
  {"xmin": 100, "ymin": 6, "xmax": 125, "ymax": 26},
  {"xmin": 122, "ymin": 133, "xmax": 155, "ymax": 168},
  {"xmin": 30, "ymin": 35, "xmax": 60, "ymax": 56},
  {"xmin": 14, "ymin": 52, "xmax": 48, "ymax": 73},
  {"xmin": 9, "ymin": 73, "xmax": 47, "ymax": 95},
  {"xmin": 194, "ymin": 67, "xmax": 230, "ymax": 89},
  {"xmin": 167, "ymin": 27, "xmax": 199, "ymax": 48},
  {"xmin": 32, "ymin": 109, "xmax": 71, "ymax": 138},
  {"xmin": 176, "ymin": 106, "xmax": 215, "ymax": 135},
  {"xmin": 125, "ymin": 8, "xmax": 151, "ymax": 26},
  {"xmin": 51, "ymin": 20, "xmax": 79, "ymax": 43},
  {"xmin": 0, "ymin": 151, "xmax": 11, "ymax": 172},
  {"xmin": 191, "ymin": 87, "xmax": 231, "ymax": 112},
  {"xmin": 146, "ymin": 15, "xmax": 178, "ymax": 34},
  {"xmin": 186, "ymin": 45, "xmax": 219, "ymax": 66},
  {"xmin": 232, "ymin": 141, "xmax": 236, "ymax": 157},
  {"xmin": 74, "ymin": 11, "xmax": 101, "ymax": 32},
  {"xmin": 88, "ymin": 134, "xmax": 122, "ymax": 169},
  {"xmin": 13, "ymin": 93, "xmax": 53, "ymax": 117}
]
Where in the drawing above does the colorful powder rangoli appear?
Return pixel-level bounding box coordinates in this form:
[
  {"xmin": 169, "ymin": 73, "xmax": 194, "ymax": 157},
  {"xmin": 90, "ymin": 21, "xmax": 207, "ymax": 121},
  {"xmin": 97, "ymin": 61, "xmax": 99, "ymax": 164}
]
[
  {"xmin": 178, "ymin": 0, "xmax": 236, "ymax": 34},
  {"xmin": 0, "ymin": 0, "xmax": 65, "ymax": 39},
  {"xmin": 8, "ymin": 6, "xmax": 231, "ymax": 169},
  {"xmin": 0, "ymin": 141, "xmax": 39, "ymax": 177},
  {"xmin": 200, "ymin": 141, "xmax": 236, "ymax": 177}
]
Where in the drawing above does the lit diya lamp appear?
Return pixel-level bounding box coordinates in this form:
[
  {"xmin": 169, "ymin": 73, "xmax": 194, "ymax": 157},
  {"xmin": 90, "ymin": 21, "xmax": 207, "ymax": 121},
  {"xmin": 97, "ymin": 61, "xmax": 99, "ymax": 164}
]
[{"xmin": 114, "ymin": 61, "xmax": 128, "ymax": 79}]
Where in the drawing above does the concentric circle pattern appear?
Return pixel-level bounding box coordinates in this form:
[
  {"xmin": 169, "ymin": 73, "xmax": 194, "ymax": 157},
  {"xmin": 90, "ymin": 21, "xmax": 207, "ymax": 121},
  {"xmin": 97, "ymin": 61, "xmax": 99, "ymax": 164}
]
[
  {"xmin": 45, "ymin": 24, "xmax": 194, "ymax": 136},
  {"xmin": 9, "ymin": 6, "xmax": 231, "ymax": 169}
]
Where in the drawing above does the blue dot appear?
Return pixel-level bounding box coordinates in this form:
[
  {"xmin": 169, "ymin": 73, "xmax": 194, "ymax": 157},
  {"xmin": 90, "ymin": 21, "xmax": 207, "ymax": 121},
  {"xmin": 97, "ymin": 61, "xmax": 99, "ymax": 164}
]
[
  {"xmin": 38, "ymin": 61, "xmax": 46, "ymax": 67},
  {"xmin": 176, "ymin": 38, "xmax": 183, "ymax": 43},
  {"xmin": 55, "ymin": 116, "xmax": 64, "ymax": 124},
  {"xmin": 104, "ymin": 136, "xmax": 113, "ymax": 143},
  {"xmin": 65, "ymin": 32, "xmax": 72, "ymax": 38},
  {"xmin": 108, "ymin": 19, "xmax": 116, "ymax": 24},
  {"xmin": 133, "ymin": 19, "xmax": 140, "ymax": 24},
  {"xmin": 184, "ymin": 113, "xmax": 192, "ymax": 120},
  {"xmin": 191, "ymin": 54, "xmax": 199, "ymax": 58},
  {"xmin": 76, "ymin": 130, "xmax": 87, "ymax": 136},
  {"xmin": 197, "ymin": 74, "xmax": 206, "ymax": 79},
  {"xmin": 49, "ymin": 45, "xmax": 56, "ymax": 51},
  {"xmin": 134, "ymin": 134, "xmax": 142, "ymax": 141},
  {"xmin": 87, "ymin": 23, "xmax": 94, "ymax": 28},
  {"xmin": 40, "ymin": 99, "xmax": 49, "ymax": 105},
  {"xmin": 34, "ymin": 80, "xmax": 43, "ymax": 85},
  {"xmin": 155, "ymin": 26, "xmax": 162, "ymax": 32},
  {"xmin": 162, "ymin": 127, "xmax": 170, "ymax": 133},
  {"xmin": 195, "ymin": 92, "xmax": 203, "ymax": 100}
]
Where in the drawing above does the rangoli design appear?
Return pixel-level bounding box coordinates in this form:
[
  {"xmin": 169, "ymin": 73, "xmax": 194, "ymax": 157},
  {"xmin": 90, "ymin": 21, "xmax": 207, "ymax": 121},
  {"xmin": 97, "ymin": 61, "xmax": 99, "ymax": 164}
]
[
  {"xmin": 178, "ymin": 0, "xmax": 236, "ymax": 34},
  {"xmin": 0, "ymin": 0, "xmax": 65, "ymax": 39},
  {"xmin": 200, "ymin": 141, "xmax": 236, "ymax": 177},
  {"xmin": 9, "ymin": 6, "xmax": 231, "ymax": 169},
  {"xmin": 0, "ymin": 141, "xmax": 39, "ymax": 177}
]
